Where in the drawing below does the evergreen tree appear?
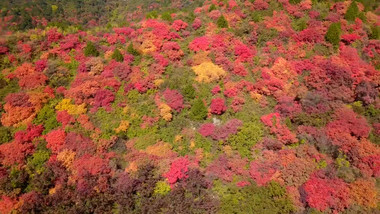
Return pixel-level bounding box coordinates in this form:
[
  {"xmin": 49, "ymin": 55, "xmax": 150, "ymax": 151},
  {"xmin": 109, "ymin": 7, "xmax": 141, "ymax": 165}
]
[
  {"xmin": 289, "ymin": 0, "xmax": 301, "ymax": 5},
  {"xmin": 345, "ymin": 1, "xmax": 359, "ymax": 21},
  {"xmin": 217, "ymin": 15, "xmax": 228, "ymax": 28},
  {"xmin": 112, "ymin": 48, "xmax": 124, "ymax": 62},
  {"xmin": 127, "ymin": 43, "xmax": 140, "ymax": 56},
  {"xmin": 189, "ymin": 98, "xmax": 208, "ymax": 120},
  {"xmin": 208, "ymin": 4, "xmax": 216, "ymax": 12},
  {"xmin": 84, "ymin": 41, "xmax": 99, "ymax": 57},
  {"xmin": 325, "ymin": 23, "xmax": 341, "ymax": 47},
  {"xmin": 370, "ymin": 25, "xmax": 379, "ymax": 40}
]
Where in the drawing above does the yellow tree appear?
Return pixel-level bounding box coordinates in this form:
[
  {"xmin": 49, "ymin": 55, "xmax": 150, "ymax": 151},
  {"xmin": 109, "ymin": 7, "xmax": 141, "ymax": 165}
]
[{"xmin": 191, "ymin": 62, "xmax": 226, "ymax": 83}]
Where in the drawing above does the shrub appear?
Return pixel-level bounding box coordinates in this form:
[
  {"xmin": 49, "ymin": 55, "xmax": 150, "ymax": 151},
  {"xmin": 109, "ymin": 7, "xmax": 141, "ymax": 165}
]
[
  {"xmin": 84, "ymin": 41, "xmax": 99, "ymax": 57},
  {"xmin": 325, "ymin": 22, "xmax": 341, "ymax": 47}
]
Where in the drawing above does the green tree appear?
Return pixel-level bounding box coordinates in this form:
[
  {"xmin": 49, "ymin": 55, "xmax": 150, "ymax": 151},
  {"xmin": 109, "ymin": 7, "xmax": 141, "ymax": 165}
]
[
  {"xmin": 214, "ymin": 181, "xmax": 295, "ymax": 214},
  {"xmin": 370, "ymin": 25, "xmax": 379, "ymax": 40},
  {"xmin": 189, "ymin": 98, "xmax": 208, "ymax": 120},
  {"xmin": 345, "ymin": 1, "xmax": 359, "ymax": 21},
  {"xmin": 325, "ymin": 22, "xmax": 341, "ymax": 47},
  {"xmin": 228, "ymin": 121, "xmax": 264, "ymax": 158},
  {"xmin": 84, "ymin": 41, "xmax": 99, "ymax": 57},
  {"xmin": 217, "ymin": 15, "xmax": 228, "ymax": 28},
  {"xmin": 34, "ymin": 100, "xmax": 60, "ymax": 134},
  {"xmin": 208, "ymin": 4, "xmax": 216, "ymax": 12},
  {"xmin": 112, "ymin": 48, "xmax": 124, "ymax": 62},
  {"xmin": 0, "ymin": 127, "xmax": 12, "ymax": 144},
  {"xmin": 289, "ymin": 0, "xmax": 301, "ymax": 4},
  {"xmin": 161, "ymin": 11, "xmax": 173, "ymax": 22},
  {"xmin": 127, "ymin": 43, "xmax": 140, "ymax": 56},
  {"xmin": 182, "ymin": 84, "xmax": 195, "ymax": 100}
]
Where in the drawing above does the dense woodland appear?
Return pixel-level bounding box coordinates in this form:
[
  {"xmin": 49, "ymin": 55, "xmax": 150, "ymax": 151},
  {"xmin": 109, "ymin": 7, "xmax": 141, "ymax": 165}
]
[{"xmin": 0, "ymin": 0, "xmax": 379, "ymax": 213}]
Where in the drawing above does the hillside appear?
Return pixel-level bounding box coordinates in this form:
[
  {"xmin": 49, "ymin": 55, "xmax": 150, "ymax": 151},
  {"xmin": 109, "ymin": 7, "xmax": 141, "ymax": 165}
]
[{"xmin": 0, "ymin": 0, "xmax": 379, "ymax": 213}]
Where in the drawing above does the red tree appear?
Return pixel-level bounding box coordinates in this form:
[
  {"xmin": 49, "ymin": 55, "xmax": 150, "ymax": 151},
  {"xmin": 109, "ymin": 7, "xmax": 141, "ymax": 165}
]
[
  {"xmin": 172, "ymin": 20, "xmax": 188, "ymax": 31},
  {"xmin": 91, "ymin": 89, "xmax": 115, "ymax": 112},
  {"xmin": 210, "ymin": 98, "xmax": 227, "ymax": 115},
  {"xmin": 303, "ymin": 175, "xmax": 350, "ymax": 212},
  {"xmin": 0, "ymin": 125, "xmax": 43, "ymax": 166},
  {"xmin": 163, "ymin": 156, "xmax": 191, "ymax": 186},
  {"xmin": 45, "ymin": 129, "xmax": 66, "ymax": 153},
  {"xmin": 163, "ymin": 88, "xmax": 184, "ymax": 112}
]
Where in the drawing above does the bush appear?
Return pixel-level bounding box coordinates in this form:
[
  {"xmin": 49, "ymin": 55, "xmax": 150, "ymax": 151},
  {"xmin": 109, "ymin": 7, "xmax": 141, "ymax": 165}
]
[
  {"xmin": 189, "ymin": 98, "xmax": 208, "ymax": 120},
  {"xmin": 325, "ymin": 22, "xmax": 341, "ymax": 47},
  {"xmin": 217, "ymin": 15, "xmax": 228, "ymax": 28},
  {"xmin": 112, "ymin": 48, "xmax": 124, "ymax": 62},
  {"xmin": 345, "ymin": 1, "xmax": 359, "ymax": 21},
  {"xmin": 84, "ymin": 41, "xmax": 99, "ymax": 57}
]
